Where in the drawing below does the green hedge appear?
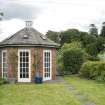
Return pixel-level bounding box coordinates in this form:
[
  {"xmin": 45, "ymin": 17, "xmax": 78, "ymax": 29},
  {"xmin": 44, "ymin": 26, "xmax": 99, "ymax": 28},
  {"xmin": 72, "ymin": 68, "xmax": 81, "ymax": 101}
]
[
  {"xmin": 80, "ymin": 61, "xmax": 105, "ymax": 81},
  {"xmin": 63, "ymin": 48, "xmax": 84, "ymax": 74}
]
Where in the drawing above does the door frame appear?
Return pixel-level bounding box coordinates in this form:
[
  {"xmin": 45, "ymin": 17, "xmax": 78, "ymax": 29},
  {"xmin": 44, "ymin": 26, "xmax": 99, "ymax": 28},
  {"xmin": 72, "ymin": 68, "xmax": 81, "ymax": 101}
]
[
  {"xmin": 43, "ymin": 50, "xmax": 52, "ymax": 81},
  {"xmin": 18, "ymin": 49, "xmax": 31, "ymax": 82}
]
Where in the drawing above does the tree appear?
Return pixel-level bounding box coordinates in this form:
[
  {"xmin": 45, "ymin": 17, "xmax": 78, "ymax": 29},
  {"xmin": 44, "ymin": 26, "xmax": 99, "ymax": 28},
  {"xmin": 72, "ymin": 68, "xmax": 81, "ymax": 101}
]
[
  {"xmin": 62, "ymin": 45, "xmax": 85, "ymax": 74},
  {"xmin": 80, "ymin": 33, "xmax": 97, "ymax": 47},
  {"xmin": 0, "ymin": 12, "xmax": 3, "ymax": 20},
  {"xmin": 60, "ymin": 29, "xmax": 80, "ymax": 45},
  {"xmin": 0, "ymin": 12, "xmax": 3, "ymax": 33},
  {"xmin": 46, "ymin": 30, "xmax": 59, "ymax": 43},
  {"xmin": 89, "ymin": 24, "xmax": 98, "ymax": 37},
  {"xmin": 58, "ymin": 41, "xmax": 85, "ymax": 74},
  {"xmin": 100, "ymin": 22, "xmax": 105, "ymax": 37}
]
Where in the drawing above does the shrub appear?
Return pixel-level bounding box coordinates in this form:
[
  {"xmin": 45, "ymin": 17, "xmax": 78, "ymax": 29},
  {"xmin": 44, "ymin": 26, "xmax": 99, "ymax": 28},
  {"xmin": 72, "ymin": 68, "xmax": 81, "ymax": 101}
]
[
  {"xmin": 63, "ymin": 48, "xmax": 85, "ymax": 74},
  {"xmin": 85, "ymin": 54, "xmax": 100, "ymax": 61},
  {"xmin": 85, "ymin": 43, "xmax": 98, "ymax": 56},
  {"xmin": 98, "ymin": 51, "xmax": 105, "ymax": 61},
  {"xmin": 57, "ymin": 41, "xmax": 83, "ymax": 74},
  {"xmin": 80, "ymin": 61, "xmax": 105, "ymax": 81},
  {"xmin": 0, "ymin": 78, "xmax": 8, "ymax": 85}
]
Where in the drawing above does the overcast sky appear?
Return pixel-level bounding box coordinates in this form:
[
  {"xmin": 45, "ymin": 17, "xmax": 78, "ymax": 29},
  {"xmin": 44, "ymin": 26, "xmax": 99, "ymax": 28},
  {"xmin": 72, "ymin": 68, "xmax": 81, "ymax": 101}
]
[{"xmin": 0, "ymin": 0, "xmax": 105, "ymax": 41}]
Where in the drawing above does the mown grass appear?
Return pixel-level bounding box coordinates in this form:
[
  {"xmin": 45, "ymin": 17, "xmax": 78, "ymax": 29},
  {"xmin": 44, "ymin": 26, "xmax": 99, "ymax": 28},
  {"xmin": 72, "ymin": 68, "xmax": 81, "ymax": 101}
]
[
  {"xmin": 0, "ymin": 83, "xmax": 81, "ymax": 105},
  {"xmin": 64, "ymin": 76, "xmax": 105, "ymax": 105}
]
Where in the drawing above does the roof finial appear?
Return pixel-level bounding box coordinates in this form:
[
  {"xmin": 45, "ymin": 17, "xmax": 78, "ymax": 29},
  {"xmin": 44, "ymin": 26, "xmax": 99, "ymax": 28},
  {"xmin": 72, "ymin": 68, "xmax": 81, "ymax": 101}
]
[{"xmin": 25, "ymin": 20, "xmax": 33, "ymax": 28}]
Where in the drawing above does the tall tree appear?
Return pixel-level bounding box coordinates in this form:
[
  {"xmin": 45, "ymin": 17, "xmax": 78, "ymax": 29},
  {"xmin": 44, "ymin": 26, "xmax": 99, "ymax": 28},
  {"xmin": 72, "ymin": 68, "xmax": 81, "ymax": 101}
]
[
  {"xmin": 0, "ymin": 12, "xmax": 3, "ymax": 33},
  {"xmin": 100, "ymin": 22, "xmax": 105, "ymax": 37},
  {"xmin": 46, "ymin": 30, "xmax": 59, "ymax": 43},
  {"xmin": 60, "ymin": 29, "xmax": 80, "ymax": 46},
  {"xmin": 0, "ymin": 12, "xmax": 3, "ymax": 20},
  {"xmin": 89, "ymin": 24, "xmax": 98, "ymax": 37}
]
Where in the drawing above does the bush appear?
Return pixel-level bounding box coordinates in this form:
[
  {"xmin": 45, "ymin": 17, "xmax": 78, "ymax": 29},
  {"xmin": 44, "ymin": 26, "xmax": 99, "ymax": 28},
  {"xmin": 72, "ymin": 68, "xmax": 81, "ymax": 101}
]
[
  {"xmin": 63, "ymin": 48, "xmax": 85, "ymax": 74},
  {"xmin": 85, "ymin": 54, "xmax": 100, "ymax": 61},
  {"xmin": 0, "ymin": 78, "xmax": 8, "ymax": 85},
  {"xmin": 80, "ymin": 61, "xmax": 105, "ymax": 81},
  {"xmin": 57, "ymin": 42, "xmax": 83, "ymax": 74},
  {"xmin": 85, "ymin": 43, "xmax": 98, "ymax": 56}
]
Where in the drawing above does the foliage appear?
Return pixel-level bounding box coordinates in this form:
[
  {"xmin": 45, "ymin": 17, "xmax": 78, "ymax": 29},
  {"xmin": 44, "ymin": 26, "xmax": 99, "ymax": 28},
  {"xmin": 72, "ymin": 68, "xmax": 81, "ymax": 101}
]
[
  {"xmin": 63, "ymin": 48, "xmax": 85, "ymax": 74},
  {"xmin": 57, "ymin": 42, "xmax": 83, "ymax": 73},
  {"xmin": 0, "ymin": 12, "xmax": 3, "ymax": 16},
  {"xmin": 0, "ymin": 12, "xmax": 3, "ymax": 20},
  {"xmin": 100, "ymin": 22, "xmax": 105, "ymax": 37},
  {"xmin": 80, "ymin": 61, "xmax": 105, "ymax": 81},
  {"xmin": 60, "ymin": 29, "xmax": 80, "ymax": 45},
  {"xmin": 85, "ymin": 43, "xmax": 98, "ymax": 56},
  {"xmin": 47, "ymin": 28, "xmax": 105, "ymax": 65},
  {"xmin": 0, "ymin": 78, "xmax": 8, "ymax": 85},
  {"xmin": 98, "ymin": 51, "xmax": 105, "ymax": 61},
  {"xmin": 46, "ymin": 30, "xmax": 59, "ymax": 43},
  {"xmin": 95, "ymin": 36, "xmax": 105, "ymax": 52},
  {"xmin": 89, "ymin": 24, "xmax": 98, "ymax": 36},
  {"xmin": 85, "ymin": 54, "xmax": 99, "ymax": 61},
  {"xmin": 80, "ymin": 34, "xmax": 97, "ymax": 47},
  {"xmin": 85, "ymin": 36, "xmax": 105, "ymax": 57}
]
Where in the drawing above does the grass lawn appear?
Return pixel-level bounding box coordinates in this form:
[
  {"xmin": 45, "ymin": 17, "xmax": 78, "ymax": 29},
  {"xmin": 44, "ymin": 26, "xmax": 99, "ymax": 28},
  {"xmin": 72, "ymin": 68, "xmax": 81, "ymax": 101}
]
[
  {"xmin": 0, "ymin": 83, "xmax": 81, "ymax": 105},
  {"xmin": 64, "ymin": 76, "xmax": 105, "ymax": 105}
]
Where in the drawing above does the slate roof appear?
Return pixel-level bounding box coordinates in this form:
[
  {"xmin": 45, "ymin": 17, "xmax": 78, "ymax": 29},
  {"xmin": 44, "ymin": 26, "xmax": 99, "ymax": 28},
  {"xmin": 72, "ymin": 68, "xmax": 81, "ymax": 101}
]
[{"xmin": 0, "ymin": 27, "xmax": 59, "ymax": 48}]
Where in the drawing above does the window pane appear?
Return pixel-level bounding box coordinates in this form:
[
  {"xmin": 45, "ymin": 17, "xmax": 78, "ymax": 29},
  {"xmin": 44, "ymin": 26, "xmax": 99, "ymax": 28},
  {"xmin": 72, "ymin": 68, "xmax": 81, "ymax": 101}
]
[
  {"xmin": 20, "ymin": 52, "xmax": 22, "ymax": 56},
  {"xmin": 26, "ymin": 73, "xmax": 29, "ymax": 78},
  {"xmin": 20, "ymin": 74, "xmax": 22, "ymax": 78},
  {"xmin": 23, "ymin": 52, "xmax": 25, "ymax": 56},
  {"xmin": 23, "ymin": 68, "xmax": 25, "ymax": 72},
  {"xmin": 26, "ymin": 52, "xmax": 29, "ymax": 56},
  {"xmin": 26, "ymin": 68, "xmax": 28, "ymax": 72},
  {"xmin": 23, "ymin": 73, "xmax": 25, "ymax": 78},
  {"xmin": 23, "ymin": 58, "xmax": 25, "ymax": 62},
  {"xmin": 26, "ymin": 63, "xmax": 29, "ymax": 67},
  {"xmin": 26, "ymin": 57, "xmax": 29, "ymax": 62},
  {"xmin": 23, "ymin": 63, "xmax": 25, "ymax": 67},
  {"xmin": 20, "ymin": 58, "xmax": 22, "ymax": 62},
  {"xmin": 20, "ymin": 68, "xmax": 22, "ymax": 72},
  {"xmin": 20, "ymin": 63, "xmax": 22, "ymax": 67}
]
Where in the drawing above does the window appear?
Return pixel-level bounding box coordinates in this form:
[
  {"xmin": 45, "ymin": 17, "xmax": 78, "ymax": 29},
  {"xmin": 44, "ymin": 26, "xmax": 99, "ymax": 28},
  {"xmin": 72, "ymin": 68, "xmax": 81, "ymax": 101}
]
[
  {"xmin": 43, "ymin": 50, "xmax": 52, "ymax": 79},
  {"xmin": 19, "ymin": 50, "xmax": 29, "ymax": 78},
  {"xmin": 2, "ymin": 50, "xmax": 8, "ymax": 78}
]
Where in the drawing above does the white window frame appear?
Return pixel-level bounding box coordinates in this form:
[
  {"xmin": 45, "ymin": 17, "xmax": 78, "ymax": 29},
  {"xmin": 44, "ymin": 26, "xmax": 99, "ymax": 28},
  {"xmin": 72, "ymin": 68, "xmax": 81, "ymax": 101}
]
[
  {"xmin": 18, "ymin": 49, "xmax": 31, "ymax": 82},
  {"xmin": 2, "ymin": 50, "xmax": 8, "ymax": 78},
  {"xmin": 43, "ymin": 50, "xmax": 52, "ymax": 81}
]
